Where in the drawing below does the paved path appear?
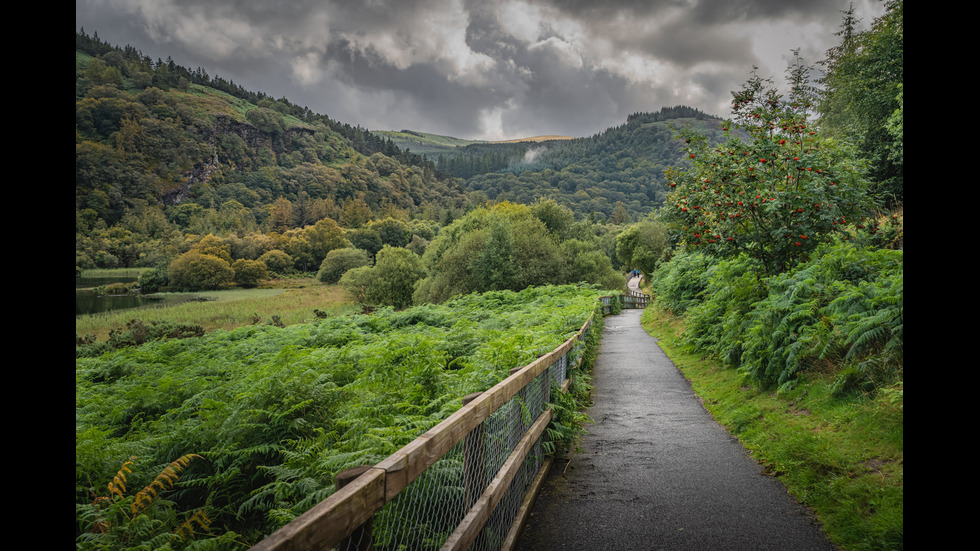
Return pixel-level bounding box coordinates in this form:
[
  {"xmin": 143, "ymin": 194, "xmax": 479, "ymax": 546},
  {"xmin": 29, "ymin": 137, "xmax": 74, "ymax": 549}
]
[
  {"xmin": 516, "ymin": 309, "xmax": 837, "ymax": 551},
  {"xmin": 627, "ymin": 275, "xmax": 643, "ymax": 295}
]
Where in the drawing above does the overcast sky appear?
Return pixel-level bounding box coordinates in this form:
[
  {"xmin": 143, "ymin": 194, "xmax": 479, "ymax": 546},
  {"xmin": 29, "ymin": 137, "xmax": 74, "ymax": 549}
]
[{"xmin": 76, "ymin": 0, "xmax": 886, "ymax": 141}]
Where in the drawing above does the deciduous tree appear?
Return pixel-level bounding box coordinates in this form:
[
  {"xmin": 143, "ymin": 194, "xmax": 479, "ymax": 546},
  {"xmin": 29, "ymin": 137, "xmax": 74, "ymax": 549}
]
[{"xmin": 665, "ymin": 58, "xmax": 875, "ymax": 275}]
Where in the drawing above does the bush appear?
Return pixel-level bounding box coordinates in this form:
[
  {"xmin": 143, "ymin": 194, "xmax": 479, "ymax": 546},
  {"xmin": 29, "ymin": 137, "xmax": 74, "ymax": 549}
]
[
  {"xmin": 338, "ymin": 265, "xmax": 374, "ymax": 304},
  {"xmin": 414, "ymin": 202, "xmax": 562, "ymax": 303},
  {"xmin": 167, "ymin": 250, "xmax": 234, "ymax": 291},
  {"xmin": 258, "ymin": 249, "xmax": 292, "ymax": 275},
  {"xmin": 316, "ymin": 248, "xmax": 372, "ymax": 284},
  {"xmin": 664, "ymin": 60, "xmax": 874, "ymax": 276},
  {"xmin": 137, "ymin": 265, "xmax": 168, "ymax": 293},
  {"xmin": 683, "ymin": 254, "xmax": 768, "ymax": 366},
  {"xmin": 232, "ymin": 259, "xmax": 269, "ymax": 288}
]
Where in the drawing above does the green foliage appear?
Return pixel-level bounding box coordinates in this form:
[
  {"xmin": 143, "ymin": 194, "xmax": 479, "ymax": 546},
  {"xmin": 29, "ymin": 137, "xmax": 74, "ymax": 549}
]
[
  {"xmin": 76, "ymin": 32, "xmax": 469, "ymax": 276},
  {"xmin": 615, "ymin": 215, "xmax": 670, "ymax": 275},
  {"xmin": 455, "ymin": 107, "xmax": 718, "ymax": 221},
  {"xmin": 414, "ymin": 201, "xmax": 625, "ymax": 303},
  {"xmin": 257, "ymin": 249, "xmax": 292, "ymax": 275},
  {"xmin": 648, "ymin": 250, "xmax": 718, "ymax": 315},
  {"xmin": 558, "ymin": 239, "xmax": 624, "ymax": 291},
  {"xmin": 76, "ymin": 318, "xmax": 206, "ymax": 358},
  {"xmin": 338, "ymin": 246, "xmax": 425, "ymax": 309},
  {"xmin": 137, "ymin": 265, "xmax": 169, "ymax": 293},
  {"xmin": 232, "ymin": 259, "xmax": 269, "ymax": 288},
  {"xmin": 682, "ymin": 254, "xmax": 769, "ymax": 366},
  {"xmin": 281, "ymin": 218, "xmax": 350, "ymax": 271},
  {"xmin": 665, "ymin": 57, "xmax": 875, "ymax": 276},
  {"xmin": 316, "ymin": 247, "xmax": 373, "ymax": 284},
  {"xmin": 76, "ymin": 285, "xmax": 607, "ymax": 546},
  {"xmin": 414, "ymin": 202, "xmax": 563, "ymax": 303},
  {"xmin": 732, "ymin": 241, "xmax": 902, "ymax": 391},
  {"xmin": 167, "ymin": 250, "xmax": 235, "ymax": 291},
  {"xmin": 818, "ymin": 1, "xmax": 904, "ymax": 204},
  {"xmin": 657, "ymin": 236, "xmax": 903, "ymax": 393},
  {"xmin": 364, "ymin": 245, "xmax": 427, "ymax": 308}
]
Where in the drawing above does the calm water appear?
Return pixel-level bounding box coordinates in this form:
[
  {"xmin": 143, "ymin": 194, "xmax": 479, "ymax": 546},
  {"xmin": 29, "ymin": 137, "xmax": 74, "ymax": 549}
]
[{"xmin": 75, "ymin": 288, "xmax": 165, "ymax": 315}]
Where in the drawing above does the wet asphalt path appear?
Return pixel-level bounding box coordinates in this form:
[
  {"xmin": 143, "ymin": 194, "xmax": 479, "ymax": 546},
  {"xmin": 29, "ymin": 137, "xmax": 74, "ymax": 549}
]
[{"xmin": 515, "ymin": 309, "xmax": 837, "ymax": 551}]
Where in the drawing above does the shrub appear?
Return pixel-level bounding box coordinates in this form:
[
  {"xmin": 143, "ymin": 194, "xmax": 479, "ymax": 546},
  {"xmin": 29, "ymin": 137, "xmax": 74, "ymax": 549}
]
[
  {"xmin": 366, "ymin": 246, "xmax": 427, "ymax": 309},
  {"xmin": 414, "ymin": 202, "xmax": 561, "ymax": 303},
  {"xmin": 257, "ymin": 249, "xmax": 292, "ymax": 275},
  {"xmin": 664, "ymin": 57, "xmax": 875, "ymax": 276},
  {"xmin": 683, "ymin": 254, "xmax": 768, "ymax": 366},
  {"xmin": 648, "ymin": 251, "xmax": 718, "ymax": 315},
  {"xmin": 338, "ymin": 265, "xmax": 374, "ymax": 304},
  {"xmin": 316, "ymin": 248, "xmax": 372, "ymax": 284},
  {"xmin": 167, "ymin": 250, "xmax": 233, "ymax": 291},
  {"xmin": 137, "ymin": 265, "xmax": 168, "ymax": 293},
  {"xmin": 232, "ymin": 259, "xmax": 269, "ymax": 288}
]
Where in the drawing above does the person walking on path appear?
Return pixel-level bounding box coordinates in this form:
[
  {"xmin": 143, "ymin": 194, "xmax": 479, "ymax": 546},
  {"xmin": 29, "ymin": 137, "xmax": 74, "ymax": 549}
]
[{"xmin": 516, "ymin": 309, "xmax": 837, "ymax": 551}]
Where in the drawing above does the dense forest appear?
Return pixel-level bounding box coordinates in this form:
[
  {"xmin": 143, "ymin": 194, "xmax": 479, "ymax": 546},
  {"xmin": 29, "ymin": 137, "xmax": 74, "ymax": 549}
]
[{"xmin": 76, "ymin": 1, "xmax": 902, "ymax": 548}]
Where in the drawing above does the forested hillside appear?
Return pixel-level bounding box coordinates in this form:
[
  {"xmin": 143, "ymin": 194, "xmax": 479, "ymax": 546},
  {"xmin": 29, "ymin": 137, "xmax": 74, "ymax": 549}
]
[
  {"xmin": 380, "ymin": 107, "xmax": 722, "ymax": 222},
  {"xmin": 76, "ymin": 30, "xmax": 469, "ymax": 274},
  {"xmin": 460, "ymin": 107, "xmax": 722, "ymax": 222},
  {"xmin": 77, "ymin": 29, "xmax": 727, "ymax": 278}
]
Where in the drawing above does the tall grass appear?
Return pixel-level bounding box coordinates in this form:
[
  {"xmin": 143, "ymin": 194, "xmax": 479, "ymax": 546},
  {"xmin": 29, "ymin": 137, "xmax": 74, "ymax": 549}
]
[{"xmin": 76, "ymin": 278, "xmax": 358, "ymax": 341}]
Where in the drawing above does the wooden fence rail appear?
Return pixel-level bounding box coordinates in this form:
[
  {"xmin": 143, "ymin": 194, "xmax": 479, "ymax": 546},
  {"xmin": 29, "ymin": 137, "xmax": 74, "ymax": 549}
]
[{"xmin": 251, "ymin": 292, "xmax": 647, "ymax": 551}]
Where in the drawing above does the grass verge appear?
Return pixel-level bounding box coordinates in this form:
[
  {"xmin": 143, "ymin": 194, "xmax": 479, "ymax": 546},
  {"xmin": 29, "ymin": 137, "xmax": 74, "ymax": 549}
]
[{"xmin": 640, "ymin": 305, "xmax": 903, "ymax": 551}]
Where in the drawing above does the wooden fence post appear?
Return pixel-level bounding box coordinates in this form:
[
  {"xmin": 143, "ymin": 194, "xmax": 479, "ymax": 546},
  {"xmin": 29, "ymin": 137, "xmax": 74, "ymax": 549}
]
[{"xmin": 335, "ymin": 466, "xmax": 375, "ymax": 551}]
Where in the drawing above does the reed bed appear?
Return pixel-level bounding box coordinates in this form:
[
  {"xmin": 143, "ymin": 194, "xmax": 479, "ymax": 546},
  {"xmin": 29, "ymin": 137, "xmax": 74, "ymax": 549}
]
[{"xmin": 76, "ymin": 278, "xmax": 358, "ymax": 341}]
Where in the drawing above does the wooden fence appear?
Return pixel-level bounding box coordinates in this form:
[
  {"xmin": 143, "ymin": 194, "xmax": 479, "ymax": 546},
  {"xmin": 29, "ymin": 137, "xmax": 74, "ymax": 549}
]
[{"xmin": 251, "ymin": 292, "xmax": 648, "ymax": 551}]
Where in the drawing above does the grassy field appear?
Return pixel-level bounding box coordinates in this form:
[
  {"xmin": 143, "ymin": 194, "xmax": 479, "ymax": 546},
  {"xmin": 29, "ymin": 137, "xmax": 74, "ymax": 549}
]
[
  {"xmin": 76, "ymin": 275, "xmax": 359, "ymax": 342},
  {"xmin": 639, "ymin": 304, "xmax": 903, "ymax": 551}
]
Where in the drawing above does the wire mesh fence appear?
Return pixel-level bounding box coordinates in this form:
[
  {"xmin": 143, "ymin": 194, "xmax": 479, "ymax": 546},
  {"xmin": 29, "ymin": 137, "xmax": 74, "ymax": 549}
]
[
  {"xmin": 253, "ymin": 298, "xmax": 613, "ymax": 551},
  {"xmin": 336, "ymin": 351, "xmax": 564, "ymax": 551}
]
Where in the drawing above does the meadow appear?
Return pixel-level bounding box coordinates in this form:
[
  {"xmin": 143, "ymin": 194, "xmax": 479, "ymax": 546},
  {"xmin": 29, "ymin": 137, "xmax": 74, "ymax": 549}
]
[{"xmin": 76, "ymin": 273, "xmax": 359, "ymax": 343}]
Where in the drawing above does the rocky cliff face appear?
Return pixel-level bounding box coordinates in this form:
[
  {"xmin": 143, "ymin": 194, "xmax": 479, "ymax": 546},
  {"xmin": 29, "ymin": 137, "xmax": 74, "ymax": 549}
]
[{"xmin": 162, "ymin": 116, "xmax": 317, "ymax": 206}]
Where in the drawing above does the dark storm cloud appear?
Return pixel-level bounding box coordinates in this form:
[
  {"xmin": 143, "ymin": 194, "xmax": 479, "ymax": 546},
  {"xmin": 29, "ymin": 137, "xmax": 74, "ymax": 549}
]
[{"xmin": 76, "ymin": 0, "xmax": 886, "ymax": 140}]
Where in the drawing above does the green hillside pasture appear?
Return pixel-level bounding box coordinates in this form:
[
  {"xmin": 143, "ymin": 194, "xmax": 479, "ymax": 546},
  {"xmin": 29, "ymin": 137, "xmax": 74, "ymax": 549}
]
[{"xmin": 75, "ymin": 284, "xmax": 605, "ymax": 547}]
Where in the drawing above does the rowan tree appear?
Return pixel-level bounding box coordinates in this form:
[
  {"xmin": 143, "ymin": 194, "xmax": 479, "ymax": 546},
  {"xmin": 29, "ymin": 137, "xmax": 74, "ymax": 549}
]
[{"xmin": 664, "ymin": 57, "xmax": 875, "ymax": 275}]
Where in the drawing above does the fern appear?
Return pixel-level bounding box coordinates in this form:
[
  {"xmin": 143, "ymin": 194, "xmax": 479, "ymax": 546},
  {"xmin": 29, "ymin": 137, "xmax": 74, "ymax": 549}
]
[
  {"xmin": 174, "ymin": 508, "xmax": 212, "ymax": 541},
  {"xmin": 107, "ymin": 455, "xmax": 135, "ymax": 501},
  {"xmin": 133, "ymin": 454, "xmax": 204, "ymax": 515},
  {"xmin": 80, "ymin": 454, "xmax": 211, "ymax": 549},
  {"xmin": 77, "ymin": 285, "xmax": 607, "ymax": 544},
  {"xmin": 728, "ymin": 241, "xmax": 903, "ymax": 390}
]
